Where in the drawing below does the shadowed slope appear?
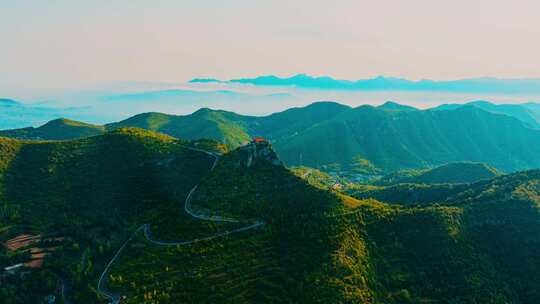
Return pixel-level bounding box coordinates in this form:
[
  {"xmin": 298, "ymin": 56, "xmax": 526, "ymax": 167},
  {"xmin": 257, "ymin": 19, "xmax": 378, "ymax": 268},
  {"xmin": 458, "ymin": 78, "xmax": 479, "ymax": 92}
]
[{"xmin": 0, "ymin": 129, "xmax": 226, "ymax": 303}]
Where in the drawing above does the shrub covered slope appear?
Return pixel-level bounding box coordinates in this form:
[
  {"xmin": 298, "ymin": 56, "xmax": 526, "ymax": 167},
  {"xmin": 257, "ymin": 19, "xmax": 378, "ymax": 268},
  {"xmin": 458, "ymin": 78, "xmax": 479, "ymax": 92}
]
[{"xmin": 105, "ymin": 142, "xmax": 540, "ymax": 304}]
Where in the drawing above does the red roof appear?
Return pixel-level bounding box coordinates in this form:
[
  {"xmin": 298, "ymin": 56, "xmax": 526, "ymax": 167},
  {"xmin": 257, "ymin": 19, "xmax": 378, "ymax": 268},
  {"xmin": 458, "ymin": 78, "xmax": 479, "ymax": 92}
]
[{"xmin": 253, "ymin": 137, "xmax": 266, "ymax": 143}]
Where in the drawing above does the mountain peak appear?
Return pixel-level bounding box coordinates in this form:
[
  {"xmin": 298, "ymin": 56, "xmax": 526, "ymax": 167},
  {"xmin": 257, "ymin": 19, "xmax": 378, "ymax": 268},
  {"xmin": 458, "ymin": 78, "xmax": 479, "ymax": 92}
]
[
  {"xmin": 378, "ymin": 101, "xmax": 418, "ymax": 111},
  {"xmin": 303, "ymin": 101, "xmax": 351, "ymax": 110},
  {"xmin": 192, "ymin": 107, "xmax": 214, "ymax": 115},
  {"xmin": 468, "ymin": 100, "xmax": 495, "ymax": 107},
  {"xmin": 43, "ymin": 118, "xmax": 74, "ymax": 125},
  {"xmin": 191, "ymin": 107, "xmax": 239, "ymax": 118},
  {"xmin": 41, "ymin": 118, "xmax": 100, "ymax": 129}
]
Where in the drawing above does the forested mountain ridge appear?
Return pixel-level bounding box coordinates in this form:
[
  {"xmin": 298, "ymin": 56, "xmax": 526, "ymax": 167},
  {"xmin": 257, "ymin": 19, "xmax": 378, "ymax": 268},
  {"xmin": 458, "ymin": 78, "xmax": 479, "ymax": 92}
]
[
  {"xmin": 435, "ymin": 100, "xmax": 540, "ymax": 128},
  {"xmin": 271, "ymin": 104, "xmax": 540, "ymax": 172},
  {"xmin": 350, "ymin": 168, "xmax": 540, "ymax": 207},
  {"xmin": 3, "ymin": 101, "xmax": 540, "ymax": 173},
  {"xmin": 0, "ymin": 128, "xmax": 226, "ymax": 302},
  {"xmin": 373, "ymin": 162, "xmax": 501, "ymax": 186},
  {"xmin": 105, "ymin": 109, "xmax": 255, "ymax": 147},
  {"xmin": 91, "ymin": 143, "xmax": 540, "ymax": 303}
]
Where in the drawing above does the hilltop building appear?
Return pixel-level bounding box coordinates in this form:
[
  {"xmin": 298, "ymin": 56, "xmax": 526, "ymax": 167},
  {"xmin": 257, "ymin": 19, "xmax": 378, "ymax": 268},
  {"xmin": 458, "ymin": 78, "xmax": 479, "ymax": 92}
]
[
  {"xmin": 239, "ymin": 137, "xmax": 282, "ymax": 167},
  {"xmin": 252, "ymin": 137, "xmax": 267, "ymax": 144}
]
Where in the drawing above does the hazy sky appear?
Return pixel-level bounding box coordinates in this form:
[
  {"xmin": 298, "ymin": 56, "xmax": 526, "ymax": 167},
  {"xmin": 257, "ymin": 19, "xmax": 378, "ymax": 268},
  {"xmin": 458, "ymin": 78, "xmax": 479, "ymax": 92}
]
[{"xmin": 2, "ymin": 0, "xmax": 540, "ymax": 96}]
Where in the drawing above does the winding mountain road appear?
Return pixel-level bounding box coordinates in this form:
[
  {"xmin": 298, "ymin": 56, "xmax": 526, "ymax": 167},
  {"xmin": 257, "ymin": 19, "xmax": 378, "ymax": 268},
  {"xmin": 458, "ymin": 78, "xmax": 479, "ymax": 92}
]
[
  {"xmin": 301, "ymin": 169, "xmax": 312, "ymax": 179},
  {"xmin": 96, "ymin": 145, "xmax": 264, "ymax": 304},
  {"xmin": 60, "ymin": 280, "xmax": 72, "ymax": 304}
]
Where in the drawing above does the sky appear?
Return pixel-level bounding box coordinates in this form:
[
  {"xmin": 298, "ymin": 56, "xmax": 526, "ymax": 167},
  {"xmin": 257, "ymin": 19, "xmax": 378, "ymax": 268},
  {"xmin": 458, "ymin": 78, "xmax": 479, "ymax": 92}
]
[{"xmin": 2, "ymin": 0, "xmax": 540, "ymax": 98}]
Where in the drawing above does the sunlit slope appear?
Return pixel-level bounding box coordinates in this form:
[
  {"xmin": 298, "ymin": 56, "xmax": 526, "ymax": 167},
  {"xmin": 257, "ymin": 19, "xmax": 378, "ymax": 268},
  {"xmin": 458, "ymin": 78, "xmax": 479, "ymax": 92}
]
[
  {"xmin": 351, "ymin": 170, "xmax": 540, "ymax": 303},
  {"xmin": 106, "ymin": 109, "xmax": 253, "ymax": 147}
]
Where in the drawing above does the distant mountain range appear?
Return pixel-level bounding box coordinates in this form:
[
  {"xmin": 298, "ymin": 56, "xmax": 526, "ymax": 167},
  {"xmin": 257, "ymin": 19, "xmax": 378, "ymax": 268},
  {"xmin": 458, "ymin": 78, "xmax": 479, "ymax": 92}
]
[
  {"xmin": 0, "ymin": 98, "xmax": 98, "ymax": 130},
  {"xmin": 3, "ymin": 100, "xmax": 540, "ymax": 173},
  {"xmin": 191, "ymin": 74, "xmax": 540, "ymax": 94},
  {"xmin": 0, "ymin": 98, "xmax": 67, "ymax": 130},
  {"xmin": 0, "ymin": 88, "xmax": 300, "ymax": 130}
]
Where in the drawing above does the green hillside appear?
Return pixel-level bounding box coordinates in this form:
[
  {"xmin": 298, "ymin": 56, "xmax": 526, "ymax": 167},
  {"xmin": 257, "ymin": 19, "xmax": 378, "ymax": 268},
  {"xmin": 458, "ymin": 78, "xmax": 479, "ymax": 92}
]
[
  {"xmin": 104, "ymin": 102, "xmax": 540, "ymax": 173},
  {"xmin": 351, "ymin": 169, "xmax": 539, "ymax": 207},
  {"xmin": 273, "ymin": 105, "xmax": 540, "ymax": 173},
  {"xmin": 0, "ymin": 129, "xmax": 227, "ymax": 303},
  {"xmin": 114, "ymin": 152, "xmax": 540, "ymax": 303},
  {"xmin": 2, "ymin": 134, "xmax": 540, "ymax": 303},
  {"xmin": 4, "ymin": 101, "xmax": 540, "ymax": 174},
  {"xmin": 104, "ymin": 142, "xmax": 363, "ymax": 303},
  {"xmin": 249, "ymin": 101, "xmax": 351, "ymax": 139},
  {"xmin": 374, "ymin": 162, "xmax": 501, "ymax": 185},
  {"xmin": 0, "ymin": 118, "xmax": 105, "ymax": 140},
  {"xmin": 435, "ymin": 101, "xmax": 540, "ymax": 128},
  {"xmin": 522, "ymin": 102, "xmax": 540, "ymax": 123},
  {"xmin": 350, "ymin": 182, "xmax": 468, "ymax": 206},
  {"xmin": 106, "ymin": 109, "xmax": 254, "ymax": 147},
  {"xmin": 100, "ymin": 143, "xmax": 540, "ymax": 303}
]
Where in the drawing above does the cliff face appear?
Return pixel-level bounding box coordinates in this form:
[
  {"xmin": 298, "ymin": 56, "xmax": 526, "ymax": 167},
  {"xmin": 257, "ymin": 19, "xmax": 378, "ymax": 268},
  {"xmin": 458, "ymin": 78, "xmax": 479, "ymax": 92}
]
[{"xmin": 240, "ymin": 141, "xmax": 283, "ymax": 167}]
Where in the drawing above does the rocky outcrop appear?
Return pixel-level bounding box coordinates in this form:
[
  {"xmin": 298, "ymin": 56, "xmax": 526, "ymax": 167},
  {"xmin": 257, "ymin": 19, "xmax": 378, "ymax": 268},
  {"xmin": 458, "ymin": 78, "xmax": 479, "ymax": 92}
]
[{"xmin": 240, "ymin": 141, "xmax": 283, "ymax": 168}]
